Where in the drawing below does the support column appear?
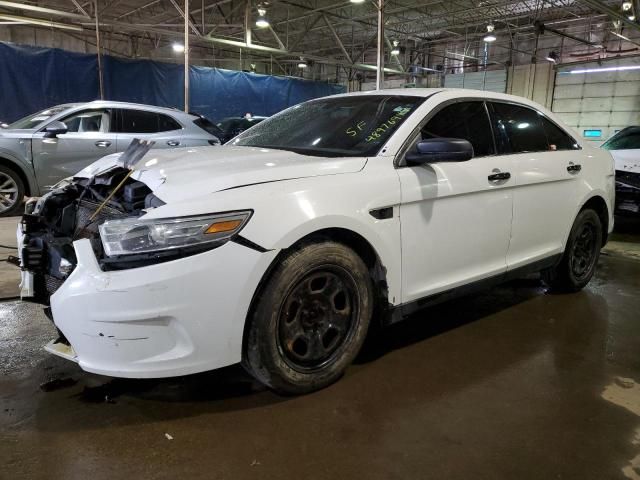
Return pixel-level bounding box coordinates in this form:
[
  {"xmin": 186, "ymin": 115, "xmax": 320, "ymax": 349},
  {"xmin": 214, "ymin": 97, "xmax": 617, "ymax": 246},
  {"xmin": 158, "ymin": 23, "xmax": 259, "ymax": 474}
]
[
  {"xmin": 376, "ymin": 0, "xmax": 384, "ymax": 90},
  {"xmin": 184, "ymin": 0, "xmax": 189, "ymax": 112},
  {"xmin": 94, "ymin": 0, "xmax": 104, "ymax": 99}
]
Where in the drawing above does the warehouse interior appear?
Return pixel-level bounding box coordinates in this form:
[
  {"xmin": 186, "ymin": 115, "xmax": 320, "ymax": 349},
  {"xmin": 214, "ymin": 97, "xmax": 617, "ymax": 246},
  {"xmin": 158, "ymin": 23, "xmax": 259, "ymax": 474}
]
[{"xmin": 1, "ymin": 1, "xmax": 640, "ymax": 479}]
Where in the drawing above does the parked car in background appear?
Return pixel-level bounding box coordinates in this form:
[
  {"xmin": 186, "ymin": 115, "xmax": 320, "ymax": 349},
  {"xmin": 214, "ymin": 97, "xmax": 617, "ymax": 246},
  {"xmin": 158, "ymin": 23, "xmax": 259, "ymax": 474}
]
[
  {"xmin": 215, "ymin": 115, "xmax": 267, "ymax": 143},
  {"xmin": 18, "ymin": 89, "xmax": 614, "ymax": 394},
  {"xmin": 601, "ymin": 126, "xmax": 640, "ymax": 216},
  {"xmin": 0, "ymin": 101, "xmax": 221, "ymax": 216}
]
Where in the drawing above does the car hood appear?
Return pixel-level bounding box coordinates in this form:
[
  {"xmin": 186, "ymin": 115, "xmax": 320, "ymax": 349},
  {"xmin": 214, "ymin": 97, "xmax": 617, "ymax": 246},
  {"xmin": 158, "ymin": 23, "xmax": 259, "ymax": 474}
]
[
  {"xmin": 610, "ymin": 149, "xmax": 640, "ymax": 174},
  {"xmin": 76, "ymin": 145, "xmax": 367, "ymax": 203},
  {"xmin": 0, "ymin": 128, "xmax": 36, "ymax": 138}
]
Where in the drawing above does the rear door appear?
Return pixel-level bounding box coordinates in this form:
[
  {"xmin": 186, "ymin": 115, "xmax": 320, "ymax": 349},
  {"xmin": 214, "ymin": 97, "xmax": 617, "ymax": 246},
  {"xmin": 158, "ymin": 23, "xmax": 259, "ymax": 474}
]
[
  {"xmin": 488, "ymin": 101, "xmax": 583, "ymax": 269},
  {"xmin": 113, "ymin": 109, "xmax": 184, "ymax": 150},
  {"xmin": 31, "ymin": 108, "xmax": 116, "ymax": 190},
  {"xmin": 397, "ymin": 100, "xmax": 515, "ymax": 302}
]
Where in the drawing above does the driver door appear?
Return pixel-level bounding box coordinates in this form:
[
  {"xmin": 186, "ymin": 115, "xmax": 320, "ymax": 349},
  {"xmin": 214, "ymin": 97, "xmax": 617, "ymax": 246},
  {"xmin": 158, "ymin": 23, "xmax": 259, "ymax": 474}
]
[
  {"xmin": 32, "ymin": 108, "xmax": 116, "ymax": 191},
  {"xmin": 396, "ymin": 100, "xmax": 515, "ymax": 303}
]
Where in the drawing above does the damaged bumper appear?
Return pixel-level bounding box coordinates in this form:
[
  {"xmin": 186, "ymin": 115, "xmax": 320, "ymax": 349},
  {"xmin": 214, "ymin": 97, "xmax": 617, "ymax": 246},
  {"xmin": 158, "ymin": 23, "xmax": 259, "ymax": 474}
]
[
  {"xmin": 615, "ymin": 170, "xmax": 640, "ymax": 215},
  {"xmin": 46, "ymin": 238, "xmax": 276, "ymax": 378}
]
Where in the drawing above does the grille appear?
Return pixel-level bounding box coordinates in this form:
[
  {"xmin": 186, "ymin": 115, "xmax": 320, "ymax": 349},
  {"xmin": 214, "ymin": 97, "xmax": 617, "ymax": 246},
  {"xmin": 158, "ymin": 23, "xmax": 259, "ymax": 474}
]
[
  {"xmin": 44, "ymin": 274, "xmax": 65, "ymax": 297},
  {"xmin": 73, "ymin": 200, "xmax": 126, "ymax": 240}
]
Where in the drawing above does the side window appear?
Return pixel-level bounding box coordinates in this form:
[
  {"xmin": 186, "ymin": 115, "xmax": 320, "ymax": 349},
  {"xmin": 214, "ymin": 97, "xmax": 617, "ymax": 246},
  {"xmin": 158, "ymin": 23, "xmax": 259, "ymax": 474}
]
[
  {"xmin": 59, "ymin": 109, "xmax": 109, "ymax": 133},
  {"xmin": 489, "ymin": 102, "xmax": 549, "ymax": 154},
  {"xmin": 114, "ymin": 110, "xmax": 180, "ymax": 134},
  {"xmin": 540, "ymin": 116, "xmax": 579, "ymax": 151},
  {"xmin": 602, "ymin": 129, "xmax": 640, "ymax": 150},
  {"xmin": 158, "ymin": 113, "xmax": 182, "ymax": 132},
  {"xmin": 420, "ymin": 101, "xmax": 495, "ymax": 157}
]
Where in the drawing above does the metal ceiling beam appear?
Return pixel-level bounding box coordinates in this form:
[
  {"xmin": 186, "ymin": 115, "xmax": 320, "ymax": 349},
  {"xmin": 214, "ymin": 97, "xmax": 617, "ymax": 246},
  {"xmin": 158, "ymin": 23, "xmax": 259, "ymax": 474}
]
[
  {"xmin": 579, "ymin": 0, "xmax": 640, "ymax": 32},
  {"xmin": 0, "ymin": 0, "xmax": 90, "ymax": 21},
  {"xmin": 323, "ymin": 14, "xmax": 353, "ymax": 62},
  {"xmin": 169, "ymin": 0, "xmax": 201, "ymax": 35},
  {"xmin": 69, "ymin": 0, "xmax": 90, "ymax": 18},
  {"xmin": 0, "ymin": 13, "xmax": 83, "ymax": 31}
]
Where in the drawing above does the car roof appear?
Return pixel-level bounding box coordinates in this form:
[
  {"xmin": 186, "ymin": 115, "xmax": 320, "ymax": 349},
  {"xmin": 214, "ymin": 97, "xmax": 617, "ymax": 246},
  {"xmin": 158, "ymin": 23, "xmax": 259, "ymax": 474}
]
[
  {"xmin": 63, "ymin": 100, "xmax": 195, "ymax": 117},
  {"xmin": 329, "ymin": 87, "xmax": 548, "ymax": 109}
]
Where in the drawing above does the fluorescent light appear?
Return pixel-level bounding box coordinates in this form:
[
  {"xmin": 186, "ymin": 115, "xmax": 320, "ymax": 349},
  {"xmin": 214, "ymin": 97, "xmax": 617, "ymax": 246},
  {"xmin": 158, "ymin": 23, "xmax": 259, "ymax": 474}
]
[
  {"xmin": 256, "ymin": 16, "xmax": 269, "ymax": 27},
  {"xmin": 569, "ymin": 65, "xmax": 640, "ymax": 74},
  {"xmin": 623, "ymin": 1, "xmax": 633, "ymax": 11},
  {"xmin": 483, "ymin": 34, "xmax": 497, "ymax": 42},
  {"xmin": 629, "ymin": 14, "xmax": 636, "ymax": 20},
  {"xmin": 298, "ymin": 62, "xmax": 308, "ymax": 68},
  {"xmin": 172, "ymin": 43, "xmax": 185, "ymax": 53},
  {"xmin": 391, "ymin": 39, "xmax": 400, "ymax": 55},
  {"xmin": 350, "ymin": 0, "xmax": 365, "ymax": 2}
]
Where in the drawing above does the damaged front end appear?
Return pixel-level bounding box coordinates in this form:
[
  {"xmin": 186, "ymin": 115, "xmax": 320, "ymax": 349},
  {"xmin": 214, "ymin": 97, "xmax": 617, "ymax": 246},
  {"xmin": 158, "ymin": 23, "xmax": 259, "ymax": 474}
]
[
  {"xmin": 19, "ymin": 166, "xmax": 162, "ymax": 305},
  {"xmin": 615, "ymin": 170, "xmax": 640, "ymax": 216}
]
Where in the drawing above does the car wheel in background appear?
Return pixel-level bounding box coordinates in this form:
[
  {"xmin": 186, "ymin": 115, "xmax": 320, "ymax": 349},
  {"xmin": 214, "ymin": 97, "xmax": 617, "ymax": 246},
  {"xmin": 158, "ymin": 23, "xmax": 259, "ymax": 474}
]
[
  {"xmin": 0, "ymin": 165, "xmax": 24, "ymax": 217},
  {"xmin": 542, "ymin": 209, "xmax": 602, "ymax": 292},
  {"xmin": 243, "ymin": 241, "xmax": 374, "ymax": 395}
]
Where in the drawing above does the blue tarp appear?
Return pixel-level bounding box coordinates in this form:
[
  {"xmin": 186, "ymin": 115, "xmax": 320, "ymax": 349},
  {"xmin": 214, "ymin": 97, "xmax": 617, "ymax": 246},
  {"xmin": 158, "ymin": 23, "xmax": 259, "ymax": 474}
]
[{"xmin": 0, "ymin": 42, "xmax": 345, "ymax": 123}]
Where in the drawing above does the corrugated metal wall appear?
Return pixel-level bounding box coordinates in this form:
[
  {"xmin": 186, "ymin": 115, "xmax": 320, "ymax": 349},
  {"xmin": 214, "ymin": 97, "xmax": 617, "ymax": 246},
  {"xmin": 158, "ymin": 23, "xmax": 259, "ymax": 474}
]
[
  {"xmin": 443, "ymin": 70, "xmax": 507, "ymax": 92},
  {"xmin": 552, "ymin": 56, "xmax": 640, "ymax": 143}
]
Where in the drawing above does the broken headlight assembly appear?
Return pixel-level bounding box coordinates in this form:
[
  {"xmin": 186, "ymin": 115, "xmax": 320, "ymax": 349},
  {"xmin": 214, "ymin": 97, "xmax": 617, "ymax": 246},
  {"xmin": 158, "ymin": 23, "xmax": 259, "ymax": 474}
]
[{"xmin": 99, "ymin": 210, "xmax": 253, "ymax": 258}]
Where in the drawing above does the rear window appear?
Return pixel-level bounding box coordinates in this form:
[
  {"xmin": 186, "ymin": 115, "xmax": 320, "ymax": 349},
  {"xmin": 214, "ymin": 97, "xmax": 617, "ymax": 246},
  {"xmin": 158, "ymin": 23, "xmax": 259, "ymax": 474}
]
[
  {"xmin": 193, "ymin": 117, "xmax": 224, "ymax": 137},
  {"xmin": 114, "ymin": 109, "xmax": 182, "ymax": 133}
]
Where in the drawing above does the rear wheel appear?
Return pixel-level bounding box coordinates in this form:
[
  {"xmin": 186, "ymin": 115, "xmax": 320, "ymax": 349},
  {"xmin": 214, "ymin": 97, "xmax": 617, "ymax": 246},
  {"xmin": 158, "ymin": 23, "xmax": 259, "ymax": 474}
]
[
  {"xmin": 542, "ymin": 209, "xmax": 602, "ymax": 292},
  {"xmin": 0, "ymin": 165, "xmax": 24, "ymax": 217},
  {"xmin": 243, "ymin": 241, "xmax": 373, "ymax": 394}
]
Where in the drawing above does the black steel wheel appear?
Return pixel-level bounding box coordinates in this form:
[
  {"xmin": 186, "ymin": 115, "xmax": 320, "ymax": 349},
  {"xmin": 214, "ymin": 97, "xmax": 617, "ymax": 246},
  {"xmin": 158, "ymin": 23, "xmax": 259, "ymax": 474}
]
[
  {"xmin": 243, "ymin": 241, "xmax": 374, "ymax": 394},
  {"xmin": 542, "ymin": 208, "xmax": 602, "ymax": 292},
  {"xmin": 277, "ymin": 267, "xmax": 359, "ymax": 372}
]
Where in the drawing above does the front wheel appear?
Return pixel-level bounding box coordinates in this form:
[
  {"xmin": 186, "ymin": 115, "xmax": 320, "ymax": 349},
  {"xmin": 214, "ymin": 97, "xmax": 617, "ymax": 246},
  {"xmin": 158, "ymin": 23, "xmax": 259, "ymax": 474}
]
[
  {"xmin": 542, "ymin": 209, "xmax": 602, "ymax": 292},
  {"xmin": 0, "ymin": 165, "xmax": 24, "ymax": 217},
  {"xmin": 243, "ymin": 241, "xmax": 374, "ymax": 395}
]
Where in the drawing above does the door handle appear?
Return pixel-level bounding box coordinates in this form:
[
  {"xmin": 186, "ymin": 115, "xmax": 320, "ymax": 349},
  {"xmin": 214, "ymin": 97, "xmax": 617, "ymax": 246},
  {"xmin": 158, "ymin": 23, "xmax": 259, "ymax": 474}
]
[
  {"xmin": 95, "ymin": 140, "xmax": 111, "ymax": 148},
  {"xmin": 166, "ymin": 140, "xmax": 181, "ymax": 147},
  {"xmin": 488, "ymin": 171, "xmax": 511, "ymax": 181},
  {"xmin": 567, "ymin": 164, "xmax": 582, "ymax": 173}
]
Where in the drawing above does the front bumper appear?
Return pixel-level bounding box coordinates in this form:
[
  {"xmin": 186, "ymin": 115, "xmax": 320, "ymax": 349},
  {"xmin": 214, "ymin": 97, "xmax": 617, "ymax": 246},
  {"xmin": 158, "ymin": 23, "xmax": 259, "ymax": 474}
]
[{"xmin": 46, "ymin": 239, "xmax": 277, "ymax": 378}]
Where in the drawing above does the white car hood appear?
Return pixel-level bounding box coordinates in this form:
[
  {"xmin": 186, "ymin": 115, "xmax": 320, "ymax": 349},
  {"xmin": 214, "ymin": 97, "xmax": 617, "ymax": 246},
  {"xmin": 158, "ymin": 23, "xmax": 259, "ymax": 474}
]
[
  {"xmin": 611, "ymin": 149, "xmax": 640, "ymax": 174},
  {"xmin": 76, "ymin": 145, "xmax": 367, "ymax": 203}
]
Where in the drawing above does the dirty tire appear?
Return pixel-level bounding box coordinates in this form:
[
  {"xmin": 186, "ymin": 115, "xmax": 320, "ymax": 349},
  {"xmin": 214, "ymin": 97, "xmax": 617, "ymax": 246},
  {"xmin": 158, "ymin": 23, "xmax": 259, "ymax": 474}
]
[
  {"xmin": 542, "ymin": 208, "xmax": 602, "ymax": 292},
  {"xmin": 242, "ymin": 241, "xmax": 374, "ymax": 395},
  {"xmin": 0, "ymin": 165, "xmax": 24, "ymax": 217}
]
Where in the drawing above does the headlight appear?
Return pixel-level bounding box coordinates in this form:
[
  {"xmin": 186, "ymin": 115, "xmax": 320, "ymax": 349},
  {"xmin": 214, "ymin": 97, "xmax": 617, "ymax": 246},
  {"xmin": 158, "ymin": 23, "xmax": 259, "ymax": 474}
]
[{"xmin": 99, "ymin": 211, "xmax": 252, "ymax": 257}]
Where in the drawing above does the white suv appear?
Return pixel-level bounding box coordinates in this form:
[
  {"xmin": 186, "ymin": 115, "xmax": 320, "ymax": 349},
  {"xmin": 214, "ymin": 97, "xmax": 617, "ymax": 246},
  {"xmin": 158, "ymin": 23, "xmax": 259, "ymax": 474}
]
[{"xmin": 18, "ymin": 89, "xmax": 615, "ymax": 394}]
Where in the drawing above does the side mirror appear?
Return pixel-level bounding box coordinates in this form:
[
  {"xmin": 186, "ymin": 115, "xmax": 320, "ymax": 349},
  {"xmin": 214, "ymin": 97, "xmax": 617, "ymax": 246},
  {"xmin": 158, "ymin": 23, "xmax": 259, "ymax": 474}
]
[
  {"xmin": 405, "ymin": 138, "xmax": 474, "ymax": 165},
  {"xmin": 43, "ymin": 120, "xmax": 68, "ymax": 138}
]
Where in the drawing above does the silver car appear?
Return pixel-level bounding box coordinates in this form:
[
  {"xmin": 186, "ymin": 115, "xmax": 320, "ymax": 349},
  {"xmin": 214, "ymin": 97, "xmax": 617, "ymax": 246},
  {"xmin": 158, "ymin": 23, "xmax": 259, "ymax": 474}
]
[{"xmin": 0, "ymin": 101, "xmax": 222, "ymax": 216}]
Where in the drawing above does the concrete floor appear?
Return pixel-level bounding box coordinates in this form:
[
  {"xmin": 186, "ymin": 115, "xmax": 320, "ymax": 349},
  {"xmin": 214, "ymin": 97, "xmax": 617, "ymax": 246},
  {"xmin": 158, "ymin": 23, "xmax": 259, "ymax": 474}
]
[{"xmin": 1, "ymin": 220, "xmax": 640, "ymax": 479}]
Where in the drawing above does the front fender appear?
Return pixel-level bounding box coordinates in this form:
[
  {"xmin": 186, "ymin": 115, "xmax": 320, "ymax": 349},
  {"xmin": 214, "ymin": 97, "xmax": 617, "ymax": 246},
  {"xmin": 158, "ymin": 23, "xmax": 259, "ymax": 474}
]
[{"xmin": 0, "ymin": 146, "xmax": 39, "ymax": 196}]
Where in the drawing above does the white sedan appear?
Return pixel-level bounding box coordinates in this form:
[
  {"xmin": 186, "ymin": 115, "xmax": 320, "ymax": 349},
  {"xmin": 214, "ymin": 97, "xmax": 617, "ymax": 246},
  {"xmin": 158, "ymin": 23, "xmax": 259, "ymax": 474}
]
[{"xmin": 18, "ymin": 89, "xmax": 615, "ymax": 394}]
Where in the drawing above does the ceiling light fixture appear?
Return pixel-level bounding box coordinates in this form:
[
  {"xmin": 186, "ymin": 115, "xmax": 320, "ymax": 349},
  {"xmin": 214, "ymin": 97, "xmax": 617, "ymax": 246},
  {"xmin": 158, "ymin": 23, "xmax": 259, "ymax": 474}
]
[
  {"xmin": 569, "ymin": 65, "xmax": 640, "ymax": 74},
  {"xmin": 391, "ymin": 40, "xmax": 400, "ymax": 55},
  {"xmin": 483, "ymin": 23, "xmax": 497, "ymax": 42},
  {"xmin": 546, "ymin": 51, "xmax": 559, "ymax": 62},
  {"xmin": 629, "ymin": 14, "xmax": 636, "ymax": 20},
  {"xmin": 256, "ymin": 7, "xmax": 269, "ymax": 28},
  {"xmin": 350, "ymin": 0, "xmax": 366, "ymax": 3},
  {"xmin": 622, "ymin": 1, "xmax": 633, "ymax": 11},
  {"xmin": 298, "ymin": 57, "xmax": 308, "ymax": 68},
  {"xmin": 172, "ymin": 43, "xmax": 185, "ymax": 53}
]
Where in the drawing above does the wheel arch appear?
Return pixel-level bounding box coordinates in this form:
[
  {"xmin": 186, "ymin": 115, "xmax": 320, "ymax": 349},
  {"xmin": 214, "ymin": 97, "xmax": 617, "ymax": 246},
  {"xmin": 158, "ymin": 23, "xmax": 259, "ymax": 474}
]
[
  {"xmin": 0, "ymin": 156, "xmax": 36, "ymax": 197},
  {"xmin": 241, "ymin": 226, "xmax": 392, "ymax": 356},
  {"xmin": 580, "ymin": 194, "xmax": 609, "ymax": 247}
]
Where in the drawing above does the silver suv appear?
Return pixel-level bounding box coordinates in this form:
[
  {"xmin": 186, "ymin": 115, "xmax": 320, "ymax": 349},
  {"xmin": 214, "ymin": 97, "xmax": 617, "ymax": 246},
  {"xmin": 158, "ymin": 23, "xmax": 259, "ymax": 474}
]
[{"xmin": 0, "ymin": 101, "xmax": 222, "ymax": 216}]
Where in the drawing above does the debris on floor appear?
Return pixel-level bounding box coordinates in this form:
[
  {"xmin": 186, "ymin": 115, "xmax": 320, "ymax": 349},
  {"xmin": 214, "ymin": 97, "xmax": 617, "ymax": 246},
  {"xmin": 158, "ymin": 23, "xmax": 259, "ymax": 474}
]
[
  {"xmin": 165, "ymin": 433, "xmax": 173, "ymax": 440},
  {"xmin": 39, "ymin": 377, "xmax": 77, "ymax": 392}
]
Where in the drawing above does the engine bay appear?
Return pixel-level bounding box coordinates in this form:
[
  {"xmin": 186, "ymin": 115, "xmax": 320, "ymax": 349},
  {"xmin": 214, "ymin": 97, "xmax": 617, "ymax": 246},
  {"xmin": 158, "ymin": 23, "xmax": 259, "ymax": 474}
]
[{"xmin": 20, "ymin": 166, "xmax": 162, "ymax": 303}]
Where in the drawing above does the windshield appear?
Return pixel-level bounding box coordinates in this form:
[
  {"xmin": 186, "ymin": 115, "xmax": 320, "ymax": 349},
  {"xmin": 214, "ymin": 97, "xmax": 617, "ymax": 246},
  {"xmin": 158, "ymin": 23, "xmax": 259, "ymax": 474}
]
[
  {"xmin": 8, "ymin": 105, "xmax": 75, "ymax": 129},
  {"xmin": 602, "ymin": 127, "xmax": 640, "ymax": 151},
  {"xmin": 231, "ymin": 95, "xmax": 425, "ymax": 157}
]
